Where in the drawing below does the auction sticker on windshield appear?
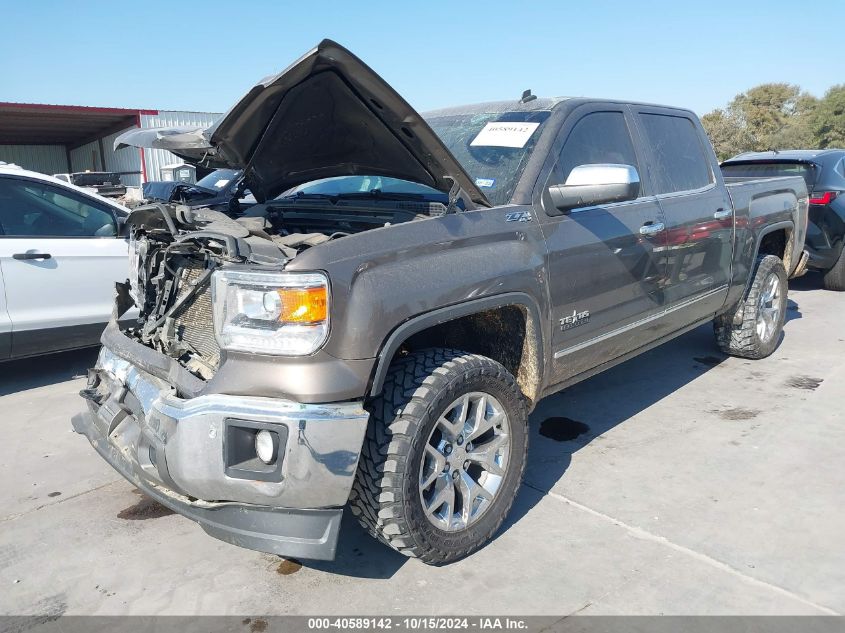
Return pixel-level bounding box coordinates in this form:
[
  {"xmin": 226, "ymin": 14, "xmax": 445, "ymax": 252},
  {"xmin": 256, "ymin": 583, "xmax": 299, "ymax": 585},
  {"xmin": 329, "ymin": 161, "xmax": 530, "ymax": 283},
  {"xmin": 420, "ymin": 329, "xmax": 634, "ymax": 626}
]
[{"xmin": 470, "ymin": 122, "xmax": 540, "ymax": 148}]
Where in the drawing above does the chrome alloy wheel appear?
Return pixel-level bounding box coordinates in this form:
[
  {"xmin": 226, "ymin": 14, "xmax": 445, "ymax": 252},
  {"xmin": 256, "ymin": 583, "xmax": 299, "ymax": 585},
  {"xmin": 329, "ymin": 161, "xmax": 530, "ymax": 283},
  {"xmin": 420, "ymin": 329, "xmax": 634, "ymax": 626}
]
[
  {"xmin": 418, "ymin": 392, "xmax": 511, "ymax": 531},
  {"xmin": 756, "ymin": 272, "xmax": 782, "ymax": 343}
]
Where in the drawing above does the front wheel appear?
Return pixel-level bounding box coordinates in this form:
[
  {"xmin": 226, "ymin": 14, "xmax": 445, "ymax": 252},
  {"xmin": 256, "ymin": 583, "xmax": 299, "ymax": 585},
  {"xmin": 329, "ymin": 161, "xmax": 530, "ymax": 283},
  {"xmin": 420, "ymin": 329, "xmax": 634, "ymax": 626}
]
[
  {"xmin": 714, "ymin": 254, "xmax": 787, "ymax": 359},
  {"xmin": 349, "ymin": 349, "xmax": 528, "ymax": 565}
]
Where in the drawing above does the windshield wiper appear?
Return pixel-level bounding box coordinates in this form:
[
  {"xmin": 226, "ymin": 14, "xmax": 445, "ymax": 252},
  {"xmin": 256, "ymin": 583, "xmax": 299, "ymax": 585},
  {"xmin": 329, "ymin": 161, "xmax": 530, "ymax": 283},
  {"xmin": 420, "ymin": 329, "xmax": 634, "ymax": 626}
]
[
  {"xmin": 284, "ymin": 192, "xmax": 338, "ymax": 200},
  {"xmin": 283, "ymin": 189, "xmax": 440, "ymax": 203},
  {"xmin": 339, "ymin": 188, "xmax": 432, "ymax": 201}
]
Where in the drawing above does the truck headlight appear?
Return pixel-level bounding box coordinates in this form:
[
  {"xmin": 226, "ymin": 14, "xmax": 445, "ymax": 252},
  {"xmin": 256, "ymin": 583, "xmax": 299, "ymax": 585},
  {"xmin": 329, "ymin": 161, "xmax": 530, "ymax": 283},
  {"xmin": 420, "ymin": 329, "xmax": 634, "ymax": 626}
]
[{"xmin": 212, "ymin": 270, "xmax": 329, "ymax": 355}]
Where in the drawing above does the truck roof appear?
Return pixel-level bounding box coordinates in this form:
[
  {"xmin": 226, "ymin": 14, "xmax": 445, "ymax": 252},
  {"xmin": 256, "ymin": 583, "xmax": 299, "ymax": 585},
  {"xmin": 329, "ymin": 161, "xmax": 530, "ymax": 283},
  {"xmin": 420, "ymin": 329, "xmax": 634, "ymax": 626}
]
[
  {"xmin": 422, "ymin": 97, "xmax": 570, "ymax": 118},
  {"xmin": 422, "ymin": 96, "xmax": 697, "ymax": 118}
]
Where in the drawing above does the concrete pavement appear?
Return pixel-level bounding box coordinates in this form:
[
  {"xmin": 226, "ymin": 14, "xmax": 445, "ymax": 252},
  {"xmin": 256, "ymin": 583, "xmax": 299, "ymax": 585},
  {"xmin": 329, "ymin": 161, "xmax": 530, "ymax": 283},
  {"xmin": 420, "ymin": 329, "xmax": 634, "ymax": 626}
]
[{"xmin": 1, "ymin": 273, "xmax": 842, "ymax": 616}]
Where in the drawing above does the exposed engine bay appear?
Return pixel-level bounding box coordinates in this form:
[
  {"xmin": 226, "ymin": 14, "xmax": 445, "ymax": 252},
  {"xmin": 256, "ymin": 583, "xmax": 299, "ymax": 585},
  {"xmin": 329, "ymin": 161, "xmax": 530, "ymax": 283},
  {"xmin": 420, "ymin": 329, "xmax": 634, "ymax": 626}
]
[{"xmin": 124, "ymin": 197, "xmax": 445, "ymax": 380}]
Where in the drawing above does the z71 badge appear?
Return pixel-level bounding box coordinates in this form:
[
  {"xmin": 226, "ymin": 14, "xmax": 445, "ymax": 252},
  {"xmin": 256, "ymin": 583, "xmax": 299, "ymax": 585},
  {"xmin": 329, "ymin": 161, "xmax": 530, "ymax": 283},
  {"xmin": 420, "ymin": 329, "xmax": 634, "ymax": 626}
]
[
  {"xmin": 505, "ymin": 210, "xmax": 532, "ymax": 223},
  {"xmin": 559, "ymin": 309, "xmax": 590, "ymax": 331}
]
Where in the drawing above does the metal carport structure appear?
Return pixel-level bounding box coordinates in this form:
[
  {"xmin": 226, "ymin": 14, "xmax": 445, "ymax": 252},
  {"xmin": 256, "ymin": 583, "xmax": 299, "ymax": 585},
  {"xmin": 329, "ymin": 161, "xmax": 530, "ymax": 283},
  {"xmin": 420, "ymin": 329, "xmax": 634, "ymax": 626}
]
[{"xmin": 0, "ymin": 102, "xmax": 156, "ymax": 185}]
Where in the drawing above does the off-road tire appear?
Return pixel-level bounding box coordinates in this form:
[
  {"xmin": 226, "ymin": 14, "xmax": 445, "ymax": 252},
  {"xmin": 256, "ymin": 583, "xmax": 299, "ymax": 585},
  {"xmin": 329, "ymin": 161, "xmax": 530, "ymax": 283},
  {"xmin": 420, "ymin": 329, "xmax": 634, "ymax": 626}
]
[
  {"xmin": 822, "ymin": 246, "xmax": 845, "ymax": 291},
  {"xmin": 349, "ymin": 348, "xmax": 528, "ymax": 565},
  {"xmin": 714, "ymin": 254, "xmax": 787, "ymax": 359}
]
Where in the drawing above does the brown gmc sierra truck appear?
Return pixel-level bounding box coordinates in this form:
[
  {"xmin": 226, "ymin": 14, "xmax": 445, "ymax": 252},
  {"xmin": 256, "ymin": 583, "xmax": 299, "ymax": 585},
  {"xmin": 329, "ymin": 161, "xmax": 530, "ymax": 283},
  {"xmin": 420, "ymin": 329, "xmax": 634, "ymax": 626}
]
[{"xmin": 73, "ymin": 40, "xmax": 809, "ymax": 564}]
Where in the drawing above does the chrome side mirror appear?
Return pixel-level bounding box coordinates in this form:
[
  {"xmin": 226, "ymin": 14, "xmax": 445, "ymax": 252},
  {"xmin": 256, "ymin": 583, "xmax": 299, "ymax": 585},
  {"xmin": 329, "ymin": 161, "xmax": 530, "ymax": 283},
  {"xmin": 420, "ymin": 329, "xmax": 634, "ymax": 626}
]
[{"xmin": 548, "ymin": 164, "xmax": 640, "ymax": 213}]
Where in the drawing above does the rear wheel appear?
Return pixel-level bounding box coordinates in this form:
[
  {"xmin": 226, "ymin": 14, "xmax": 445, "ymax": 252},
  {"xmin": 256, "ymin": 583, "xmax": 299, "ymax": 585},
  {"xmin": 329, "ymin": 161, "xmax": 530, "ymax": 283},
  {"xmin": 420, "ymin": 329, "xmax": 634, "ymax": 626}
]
[
  {"xmin": 714, "ymin": 255, "xmax": 787, "ymax": 359},
  {"xmin": 822, "ymin": 247, "xmax": 845, "ymax": 291},
  {"xmin": 349, "ymin": 348, "xmax": 528, "ymax": 565}
]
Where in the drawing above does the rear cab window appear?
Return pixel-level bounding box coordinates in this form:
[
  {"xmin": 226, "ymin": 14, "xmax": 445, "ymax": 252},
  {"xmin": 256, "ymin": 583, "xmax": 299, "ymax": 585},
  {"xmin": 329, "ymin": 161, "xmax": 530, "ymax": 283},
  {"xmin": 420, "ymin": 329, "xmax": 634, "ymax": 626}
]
[{"xmin": 637, "ymin": 113, "xmax": 713, "ymax": 194}]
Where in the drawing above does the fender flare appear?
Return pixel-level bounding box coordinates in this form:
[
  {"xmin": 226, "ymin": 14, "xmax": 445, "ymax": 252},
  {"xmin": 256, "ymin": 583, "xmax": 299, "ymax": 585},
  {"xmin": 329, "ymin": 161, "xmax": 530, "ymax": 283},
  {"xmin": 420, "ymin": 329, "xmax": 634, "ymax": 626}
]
[
  {"xmin": 753, "ymin": 220, "xmax": 794, "ymax": 254},
  {"xmin": 733, "ymin": 220, "xmax": 794, "ymax": 307},
  {"xmin": 368, "ymin": 292, "xmax": 545, "ymax": 398}
]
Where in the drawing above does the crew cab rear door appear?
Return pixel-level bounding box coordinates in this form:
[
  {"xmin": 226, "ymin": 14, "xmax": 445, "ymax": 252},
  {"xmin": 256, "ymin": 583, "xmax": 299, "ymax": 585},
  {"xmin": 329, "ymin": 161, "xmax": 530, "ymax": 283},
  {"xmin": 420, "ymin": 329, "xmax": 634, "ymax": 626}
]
[
  {"xmin": 632, "ymin": 107, "xmax": 733, "ymax": 315},
  {"xmin": 536, "ymin": 105, "xmax": 668, "ymax": 386},
  {"xmin": 0, "ymin": 175, "xmax": 128, "ymax": 357}
]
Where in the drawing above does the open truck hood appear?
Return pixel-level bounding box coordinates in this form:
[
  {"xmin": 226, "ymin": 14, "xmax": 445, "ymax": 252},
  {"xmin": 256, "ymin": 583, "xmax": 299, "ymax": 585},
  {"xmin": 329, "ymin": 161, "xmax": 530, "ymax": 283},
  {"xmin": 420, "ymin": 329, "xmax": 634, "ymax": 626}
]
[{"xmin": 116, "ymin": 40, "xmax": 489, "ymax": 207}]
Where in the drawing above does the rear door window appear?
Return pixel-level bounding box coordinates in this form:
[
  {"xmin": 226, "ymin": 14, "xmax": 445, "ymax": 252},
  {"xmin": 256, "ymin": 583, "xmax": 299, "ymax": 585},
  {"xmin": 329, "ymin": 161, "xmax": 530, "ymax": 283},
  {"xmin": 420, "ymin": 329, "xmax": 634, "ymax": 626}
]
[{"xmin": 637, "ymin": 114, "xmax": 713, "ymax": 194}]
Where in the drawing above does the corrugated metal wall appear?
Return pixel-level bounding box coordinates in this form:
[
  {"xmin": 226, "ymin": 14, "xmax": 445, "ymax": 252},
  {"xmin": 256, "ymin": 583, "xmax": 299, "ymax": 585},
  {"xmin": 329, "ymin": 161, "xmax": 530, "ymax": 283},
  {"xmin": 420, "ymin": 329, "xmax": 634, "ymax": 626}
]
[
  {"xmin": 69, "ymin": 126, "xmax": 144, "ymax": 187},
  {"xmin": 140, "ymin": 111, "xmax": 221, "ymax": 182},
  {"xmin": 68, "ymin": 141, "xmax": 102, "ymax": 172},
  {"xmin": 1, "ymin": 110, "xmax": 220, "ymax": 186},
  {"xmin": 103, "ymin": 127, "xmax": 144, "ymax": 187},
  {"xmin": 0, "ymin": 145, "xmax": 68, "ymax": 174}
]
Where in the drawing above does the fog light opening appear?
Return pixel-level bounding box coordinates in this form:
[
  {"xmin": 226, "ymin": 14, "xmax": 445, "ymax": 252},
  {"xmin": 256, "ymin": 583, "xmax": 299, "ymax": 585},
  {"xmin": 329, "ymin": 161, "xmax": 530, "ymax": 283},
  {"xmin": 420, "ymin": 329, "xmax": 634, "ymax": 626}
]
[{"xmin": 255, "ymin": 429, "xmax": 276, "ymax": 464}]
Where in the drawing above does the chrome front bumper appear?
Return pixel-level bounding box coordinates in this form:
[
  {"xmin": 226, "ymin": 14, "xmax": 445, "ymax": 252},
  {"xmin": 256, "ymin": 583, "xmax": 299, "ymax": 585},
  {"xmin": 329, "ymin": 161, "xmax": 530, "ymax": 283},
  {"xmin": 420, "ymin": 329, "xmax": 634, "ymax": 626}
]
[{"xmin": 73, "ymin": 345, "xmax": 370, "ymax": 560}]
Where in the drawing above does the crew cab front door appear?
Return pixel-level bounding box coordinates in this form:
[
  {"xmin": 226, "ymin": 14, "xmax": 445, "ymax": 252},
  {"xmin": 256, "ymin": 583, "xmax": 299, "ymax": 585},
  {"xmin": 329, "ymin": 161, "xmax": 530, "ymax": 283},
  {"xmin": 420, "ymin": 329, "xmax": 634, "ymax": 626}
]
[
  {"xmin": 0, "ymin": 176, "xmax": 128, "ymax": 358},
  {"xmin": 537, "ymin": 107, "xmax": 668, "ymax": 386}
]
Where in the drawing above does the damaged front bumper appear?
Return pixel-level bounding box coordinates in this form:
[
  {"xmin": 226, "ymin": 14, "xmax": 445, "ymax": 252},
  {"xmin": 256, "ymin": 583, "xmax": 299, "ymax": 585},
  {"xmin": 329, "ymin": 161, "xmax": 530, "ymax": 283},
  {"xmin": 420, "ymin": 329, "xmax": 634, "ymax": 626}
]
[{"xmin": 73, "ymin": 339, "xmax": 369, "ymax": 561}]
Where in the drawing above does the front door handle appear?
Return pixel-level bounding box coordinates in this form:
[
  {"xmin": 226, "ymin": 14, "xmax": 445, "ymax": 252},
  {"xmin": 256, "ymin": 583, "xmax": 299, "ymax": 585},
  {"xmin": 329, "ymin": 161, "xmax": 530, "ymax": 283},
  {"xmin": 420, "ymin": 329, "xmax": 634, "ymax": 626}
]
[
  {"xmin": 639, "ymin": 222, "xmax": 665, "ymax": 236},
  {"xmin": 713, "ymin": 208, "xmax": 733, "ymax": 220},
  {"xmin": 12, "ymin": 252, "xmax": 52, "ymax": 260}
]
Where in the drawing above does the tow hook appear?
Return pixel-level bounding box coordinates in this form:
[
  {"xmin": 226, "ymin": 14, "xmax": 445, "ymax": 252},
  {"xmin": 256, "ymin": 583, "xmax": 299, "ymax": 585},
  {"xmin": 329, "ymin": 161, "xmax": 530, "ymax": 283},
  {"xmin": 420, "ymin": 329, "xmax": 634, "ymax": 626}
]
[
  {"xmin": 79, "ymin": 369, "xmax": 103, "ymax": 405},
  {"xmin": 78, "ymin": 388, "xmax": 103, "ymax": 405}
]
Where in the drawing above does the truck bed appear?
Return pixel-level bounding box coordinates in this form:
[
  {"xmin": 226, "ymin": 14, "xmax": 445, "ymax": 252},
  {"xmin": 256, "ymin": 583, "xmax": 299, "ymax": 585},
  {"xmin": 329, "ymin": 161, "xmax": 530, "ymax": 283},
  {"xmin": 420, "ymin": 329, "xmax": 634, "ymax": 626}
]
[{"xmin": 724, "ymin": 175, "xmax": 808, "ymax": 278}]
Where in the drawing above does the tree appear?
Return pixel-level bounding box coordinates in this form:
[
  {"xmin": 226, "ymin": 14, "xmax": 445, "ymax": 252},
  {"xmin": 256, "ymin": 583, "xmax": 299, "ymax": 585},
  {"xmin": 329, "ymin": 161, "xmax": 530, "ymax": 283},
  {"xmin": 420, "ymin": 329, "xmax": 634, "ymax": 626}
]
[
  {"xmin": 702, "ymin": 83, "xmax": 818, "ymax": 159},
  {"xmin": 701, "ymin": 108, "xmax": 752, "ymax": 161},
  {"xmin": 812, "ymin": 85, "xmax": 845, "ymax": 148},
  {"xmin": 732, "ymin": 83, "xmax": 816, "ymax": 148}
]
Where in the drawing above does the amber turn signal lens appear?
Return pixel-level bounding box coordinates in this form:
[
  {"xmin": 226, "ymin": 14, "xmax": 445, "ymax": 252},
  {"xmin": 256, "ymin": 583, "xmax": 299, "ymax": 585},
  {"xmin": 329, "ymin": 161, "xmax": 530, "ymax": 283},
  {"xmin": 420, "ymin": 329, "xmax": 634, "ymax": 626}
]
[{"xmin": 276, "ymin": 286, "xmax": 328, "ymax": 324}]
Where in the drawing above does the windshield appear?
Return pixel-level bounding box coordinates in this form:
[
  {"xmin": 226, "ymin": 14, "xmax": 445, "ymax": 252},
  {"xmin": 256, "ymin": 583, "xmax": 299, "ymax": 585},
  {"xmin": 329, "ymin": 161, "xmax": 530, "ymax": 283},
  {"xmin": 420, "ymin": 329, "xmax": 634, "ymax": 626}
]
[
  {"xmin": 426, "ymin": 110, "xmax": 551, "ymax": 206},
  {"xmin": 283, "ymin": 110, "xmax": 551, "ymax": 207},
  {"xmin": 722, "ymin": 162, "xmax": 818, "ymax": 190},
  {"xmin": 195, "ymin": 169, "xmax": 241, "ymax": 192}
]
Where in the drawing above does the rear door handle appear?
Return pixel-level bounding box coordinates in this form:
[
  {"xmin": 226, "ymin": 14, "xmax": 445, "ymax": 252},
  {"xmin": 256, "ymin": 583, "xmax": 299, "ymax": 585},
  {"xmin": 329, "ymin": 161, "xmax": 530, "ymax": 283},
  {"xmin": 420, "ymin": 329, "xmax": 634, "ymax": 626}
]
[
  {"xmin": 713, "ymin": 208, "xmax": 733, "ymax": 220},
  {"xmin": 12, "ymin": 252, "xmax": 52, "ymax": 260},
  {"xmin": 639, "ymin": 222, "xmax": 665, "ymax": 236}
]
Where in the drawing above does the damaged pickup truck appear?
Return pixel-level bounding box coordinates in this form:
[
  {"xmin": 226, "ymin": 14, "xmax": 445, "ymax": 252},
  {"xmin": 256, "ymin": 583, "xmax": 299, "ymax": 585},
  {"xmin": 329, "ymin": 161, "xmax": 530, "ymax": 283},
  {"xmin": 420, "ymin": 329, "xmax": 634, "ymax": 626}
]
[{"xmin": 73, "ymin": 40, "xmax": 809, "ymax": 564}]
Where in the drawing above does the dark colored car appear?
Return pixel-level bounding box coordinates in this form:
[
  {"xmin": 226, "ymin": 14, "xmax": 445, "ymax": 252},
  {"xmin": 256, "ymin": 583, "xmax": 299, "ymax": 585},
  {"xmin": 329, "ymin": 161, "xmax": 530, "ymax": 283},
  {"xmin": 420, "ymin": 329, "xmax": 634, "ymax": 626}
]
[
  {"xmin": 722, "ymin": 150, "xmax": 845, "ymax": 290},
  {"xmin": 53, "ymin": 171, "xmax": 126, "ymax": 198},
  {"xmin": 74, "ymin": 40, "xmax": 808, "ymax": 565},
  {"xmin": 141, "ymin": 168, "xmax": 251, "ymax": 215}
]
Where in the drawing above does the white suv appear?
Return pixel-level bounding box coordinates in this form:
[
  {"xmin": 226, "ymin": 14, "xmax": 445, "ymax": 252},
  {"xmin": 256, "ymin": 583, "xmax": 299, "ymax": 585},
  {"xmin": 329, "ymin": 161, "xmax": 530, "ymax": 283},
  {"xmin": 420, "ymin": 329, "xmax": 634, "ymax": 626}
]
[{"xmin": 0, "ymin": 163, "xmax": 130, "ymax": 360}]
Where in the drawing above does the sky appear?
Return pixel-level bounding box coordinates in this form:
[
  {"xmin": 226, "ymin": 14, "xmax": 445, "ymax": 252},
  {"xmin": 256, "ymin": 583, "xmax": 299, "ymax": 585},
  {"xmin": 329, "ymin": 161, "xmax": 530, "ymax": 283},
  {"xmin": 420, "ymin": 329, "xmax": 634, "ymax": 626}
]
[{"xmin": 0, "ymin": 0, "xmax": 841, "ymax": 117}]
